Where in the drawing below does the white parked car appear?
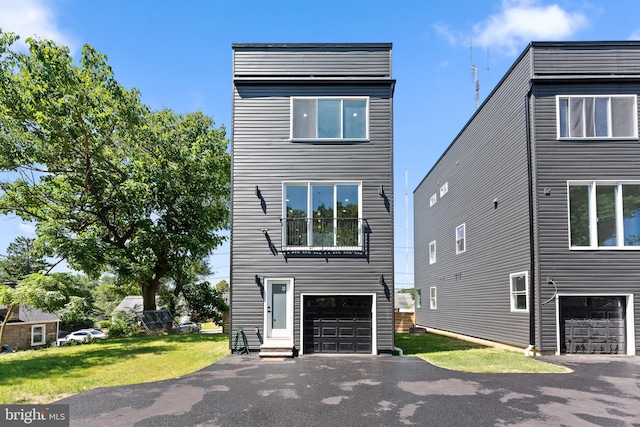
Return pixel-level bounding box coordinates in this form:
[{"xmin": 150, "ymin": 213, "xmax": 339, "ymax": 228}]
[{"xmin": 64, "ymin": 328, "xmax": 107, "ymax": 343}]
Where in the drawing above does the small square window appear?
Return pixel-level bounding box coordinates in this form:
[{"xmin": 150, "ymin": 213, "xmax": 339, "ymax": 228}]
[
  {"xmin": 430, "ymin": 193, "xmax": 437, "ymax": 207},
  {"xmin": 429, "ymin": 240, "xmax": 436, "ymax": 264},
  {"xmin": 429, "ymin": 287, "xmax": 437, "ymax": 309},
  {"xmin": 456, "ymin": 224, "xmax": 466, "ymax": 254}
]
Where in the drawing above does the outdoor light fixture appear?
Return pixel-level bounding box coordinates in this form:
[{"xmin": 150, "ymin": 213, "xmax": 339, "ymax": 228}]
[
  {"xmin": 378, "ymin": 184, "xmax": 384, "ymax": 197},
  {"xmin": 493, "ymin": 198, "xmax": 499, "ymax": 209},
  {"xmin": 261, "ymin": 228, "xmax": 269, "ymax": 235}
]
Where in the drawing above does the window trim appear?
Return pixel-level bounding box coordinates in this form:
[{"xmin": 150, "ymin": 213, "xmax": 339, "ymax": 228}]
[
  {"xmin": 556, "ymin": 95, "xmax": 638, "ymax": 140},
  {"xmin": 509, "ymin": 271, "xmax": 529, "ymax": 313},
  {"xmin": 567, "ymin": 180, "xmax": 640, "ymax": 250},
  {"xmin": 282, "ymin": 181, "xmax": 363, "ymax": 251},
  {"xmin": 429, "ymin": 240, "xmax": 436, "ymax": 264},
  {"xmin": 31, "ymin": 324, "xmax": 46, "ymax": 346},
  {"xmin": 455, "ymin": 223, "xmax": 466, "ymax": 254},
  {"xmin": 429, "ymin": 287, "xmax": 437, "ymax": 310},
  {"xmin": 290, "ymin": 96, "xmax": 370, "ymax": 142}
]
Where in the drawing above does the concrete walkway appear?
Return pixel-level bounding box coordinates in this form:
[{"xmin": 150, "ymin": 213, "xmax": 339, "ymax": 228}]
[{"xmin": 58, "ymin": 354, "xmax": 640, "ymax": 426}]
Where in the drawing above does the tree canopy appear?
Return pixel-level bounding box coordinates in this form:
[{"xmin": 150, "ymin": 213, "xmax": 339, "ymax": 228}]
[{"xmin": 0, "ymin": 31, "xmax": 230, "ymax": 311}]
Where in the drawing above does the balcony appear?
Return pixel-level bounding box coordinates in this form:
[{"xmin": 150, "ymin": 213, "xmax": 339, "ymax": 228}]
[{"xmin": 281, "ymin": 217, "xmax": 365, "ymax": 254}]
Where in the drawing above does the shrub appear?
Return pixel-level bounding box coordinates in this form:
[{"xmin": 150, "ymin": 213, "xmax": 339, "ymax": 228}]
[{"xmin": 108, "ymin": 311, "xmax": 138, "ymax": 338}]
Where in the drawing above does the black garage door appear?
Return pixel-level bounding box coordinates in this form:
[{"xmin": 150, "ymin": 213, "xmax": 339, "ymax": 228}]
[
  {"xmin": 560, "ymin": 296, "xmax": 626, "ymax": 354},
  {"xmin": 303, "ymin": 296, "xmax": 372, "ymax": 354}
]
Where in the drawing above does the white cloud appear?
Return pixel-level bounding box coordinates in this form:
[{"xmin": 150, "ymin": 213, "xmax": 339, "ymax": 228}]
[
  {"xmin": 629, "ymin": 29, "xmax": 640, "ymax": 41},
  {"xmin": 0, "ymin": 0, "xmax": 76, "ymax": 51},
  {"xmin": 434, "ymin": 23, "xmax": 465, "ymax": 46},
  {"xmin": 473, "ymin": 0, "xmax": 589, "ymax": 55},
  {"xmin": 18, "ymin": 223, "xmax": 36, "ymax": 236}
]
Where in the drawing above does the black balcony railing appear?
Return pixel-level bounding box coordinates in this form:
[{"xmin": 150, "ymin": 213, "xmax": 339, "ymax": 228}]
[{"xmin": 282, "ymin": 218, "xmax": 363, "ymax": 251}]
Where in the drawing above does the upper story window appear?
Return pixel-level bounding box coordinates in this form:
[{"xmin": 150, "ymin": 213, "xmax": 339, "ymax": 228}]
[
  {"xmin": 557, "ymin": 95, "xmax": 637, "ymax": 139},
  {"xmin": 429, "ymin": 193, "xmax": 437, "ymax": 207},
  {"xmin": 291, "ymin": 97, "xmax": 369, "ymax": 141},
  {"xmin": 440, "ymin": 182, "xmax": 448, "ymax": 197},
  {"xmin": 283, "ymin": 182, "xmax": 362, "ymax": 250},
  {"xmin": 455, "ymin": 223, "xmax": 466, "ymax": 254},
  {"xmin": 429, "ymin": 240, "xmax": 436, "ymax": 264},
  {"xmin": 568, "ymin": 181, "xmax": 640, "ymax": 249}
]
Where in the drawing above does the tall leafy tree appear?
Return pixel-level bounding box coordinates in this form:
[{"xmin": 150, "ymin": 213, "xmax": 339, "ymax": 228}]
[
  {"xmin": 0, "ymin": 31, "xmax": 230, "ymax": 311},
  {"xmin": 0, "ymin": 237, "xmax": 50, "ymax": 281}
]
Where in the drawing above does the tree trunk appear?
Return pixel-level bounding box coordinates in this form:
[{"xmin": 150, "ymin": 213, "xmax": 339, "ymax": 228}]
[
  {"xmin": 0, "ymin": 304, "xmax": 16, "ymax": 348},
  {"xmin": 142, "ymin": 281, "xmax": 158, "ymax": 311}
]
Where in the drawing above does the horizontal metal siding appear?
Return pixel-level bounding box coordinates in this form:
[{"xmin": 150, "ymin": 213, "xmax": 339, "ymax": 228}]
[
  {"xmin": 533, "ymin": 46, "xmax": 640, "ymax": 75},
  {"xmin": 414, "ymin": 52, "xmax": 532, "ymax": 348},
  {"xmin": 233, "ymin": 48, "xmax": 391, "ymax": 77},
  {"xmin": 231, "ymin": 83, "xmax": 394, "ymax": 352},
  {"xmin": 532, "ymin": 81, "xmax": 640, "ymax": 353}
]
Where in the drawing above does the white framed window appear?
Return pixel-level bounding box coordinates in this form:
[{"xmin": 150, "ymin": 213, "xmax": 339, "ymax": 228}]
[
  {"xmin": 455, "ymin": 223, "xmax": 466, "ymax": 254},
  {"xmin": 440, "ymin": 182, "xmax": 448, "ymax": 197},
  {"xmin": 429, "ymin": 240, "xmax": 436, "ymax": 264},
  {"xmin": 429, "ymin": 287, "xmax": 437, "ymax": 309},
  {"xmin": 415, "ymin": 288, "xmax": 422, "ymax": 309},
  {"xmin": 509, "ymin": 272, "xmax": 529, "ymax": 312},
  {"xmin": 31, "ymin": 324, "xmax": 45, "ymax": 346},
  {"xmin": 283, "ymin": 181, "xmax": 362, "ymax": 250},
  {"xmin": 557, "ymin": 95, "xmax": 637, "ymax": 139},
  {"xmin": 291, "ymin": 97, "xmax": 369, "ymax": 140},
  {"xmin": 568, "ymin": 181, "xmax": 640, "ymax": 249},
  {"xmin": 429, "ymin": 193, "xmax": 437, "ymax": 207}
]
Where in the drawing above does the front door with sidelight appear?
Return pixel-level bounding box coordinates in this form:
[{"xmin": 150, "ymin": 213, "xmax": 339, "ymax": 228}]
[{"xmin": 264, "ymin": 278, "xmax": 294, "ymax": 346}]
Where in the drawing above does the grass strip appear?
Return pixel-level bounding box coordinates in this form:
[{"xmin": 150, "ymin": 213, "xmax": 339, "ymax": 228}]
[{"xmin": 396, "ymin": 333, "xmax": 570, "ymax": 373}]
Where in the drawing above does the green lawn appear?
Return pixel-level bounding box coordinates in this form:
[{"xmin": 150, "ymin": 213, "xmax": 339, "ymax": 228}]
[
  {"xmin": 0, "ymin": 333, "xmax": 229, "ymax": 404},
  {"xmin": 396, "ymin": 333, "xmax": 570, "ymax": 373}
]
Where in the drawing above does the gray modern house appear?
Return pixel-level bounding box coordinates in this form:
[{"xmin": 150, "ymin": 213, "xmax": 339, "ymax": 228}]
[
  {"xmin": 230, "ymin": 43, "xmax": 395, "ymax": 356},
  {"xmin": 415, "ymin": 41, "xmax": 640, "ymax": 356}
]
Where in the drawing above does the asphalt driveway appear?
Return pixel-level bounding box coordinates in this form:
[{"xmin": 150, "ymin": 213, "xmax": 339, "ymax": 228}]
[{"xmin": 58, "ymin": 354, "xmax": 640, "ymax": 427}]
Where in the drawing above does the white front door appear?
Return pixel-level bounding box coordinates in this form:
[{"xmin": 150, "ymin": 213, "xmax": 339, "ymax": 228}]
[{"xmin": 264, "ymin": 278, "xmax": 294, "ymax": 346}]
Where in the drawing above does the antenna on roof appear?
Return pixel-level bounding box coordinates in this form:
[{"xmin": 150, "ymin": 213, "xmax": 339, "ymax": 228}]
[{"xmin": 470, "ymin": 39, "xmax": 480, "ymax": 109}]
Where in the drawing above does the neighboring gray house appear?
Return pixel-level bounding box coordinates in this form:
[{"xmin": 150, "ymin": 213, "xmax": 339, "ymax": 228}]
[
  {"xmin": 230, "ymin": 43, "xmax": 395, "ymax": 356},
  {"xmin": 415, "ymin": 41, "xmax": 640, "ymax": 356}
]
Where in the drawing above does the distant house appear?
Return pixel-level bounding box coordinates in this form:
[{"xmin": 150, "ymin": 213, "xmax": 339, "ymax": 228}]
[
  {"xmin": 112, "ymin": 296, "xmax": 145, "ymax": 316},
  {"xmin": 394, "ymin": 293, "xmax": 415, "ymax": 313},
  {"xmin": 414, "ymin": 41, "xmax": 640, "ymax": 356},
  {"xmin": 0, "ymin": 305, "xmax": 60, "ymax": 350},
  {"xmin": 230, "ymin": 43, "xmax": 396, "ymax": 356}
]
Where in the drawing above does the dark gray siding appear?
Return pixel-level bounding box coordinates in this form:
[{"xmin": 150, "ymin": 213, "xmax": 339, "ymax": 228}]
[
  {"xmin": 233, "ymin": 45, "xmax": 392, "ymax": 77},
  {"xmin": 532, "ymin": 82, "xmax": 640, "ymax": 353},
  {"xmin": 532, "ymin": 44, "xmax": 640, "ymax": 75},
  {"xmin": 414, "ymin": 50, "xmax": 533, "ymax": 348},
  {"xmin": 231, "ymin": 45, "xmax": 394, "ymax": 353}
]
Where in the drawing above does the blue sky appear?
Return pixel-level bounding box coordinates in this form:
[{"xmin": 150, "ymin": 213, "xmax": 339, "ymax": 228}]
[{"xmin": 1, "ymin": 0, "xmax": 640, "ymax": 288}]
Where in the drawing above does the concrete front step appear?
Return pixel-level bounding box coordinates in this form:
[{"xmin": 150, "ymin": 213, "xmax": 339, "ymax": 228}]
[{"xmin": 259, "ymin": 346, "xmax": 294, "ymax": 357}]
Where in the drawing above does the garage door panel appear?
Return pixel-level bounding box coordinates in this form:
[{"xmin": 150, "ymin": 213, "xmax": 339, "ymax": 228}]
[
  {"xmin": 304, "ymin": 295, "xmax": 372, "ymax": 354},
  {"xmin": 561, "ymin": 296, "xmax": 626, "ymax": 355}
]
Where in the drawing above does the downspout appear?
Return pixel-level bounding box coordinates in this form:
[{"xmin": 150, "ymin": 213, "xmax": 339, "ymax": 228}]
[{"xmin": 524, "ymin": 87, "xmax": 536, "ymax": 357}]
